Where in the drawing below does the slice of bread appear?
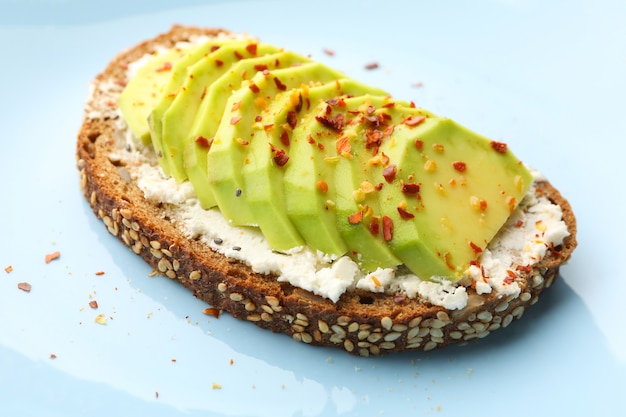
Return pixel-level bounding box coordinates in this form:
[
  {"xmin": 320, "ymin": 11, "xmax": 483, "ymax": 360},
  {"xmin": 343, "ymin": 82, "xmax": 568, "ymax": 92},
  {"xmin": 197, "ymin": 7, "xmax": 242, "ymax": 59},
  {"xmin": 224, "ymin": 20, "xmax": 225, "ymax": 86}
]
[{"xmin": 76, "ymin": 25, "xmax": 577, "ymax": 356}]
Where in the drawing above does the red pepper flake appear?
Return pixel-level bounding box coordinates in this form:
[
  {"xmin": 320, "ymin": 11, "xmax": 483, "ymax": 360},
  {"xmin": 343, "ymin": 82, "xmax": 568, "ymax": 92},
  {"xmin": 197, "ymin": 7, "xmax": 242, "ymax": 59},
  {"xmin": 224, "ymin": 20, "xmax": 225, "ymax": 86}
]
[
  {"xmin": 348, "ymin": 210, "xmax": 363, "ymax": 225},
  {"xmin": 382, "ymin": 216, "xmax": 393, "ymax": 241},
  {"xmin": 443, "ymin": 252, "xmax": 455, "ymax": 270},
  {"xmin": 415, "ymin": 139, "xmax": 424, "ymax": 150},
  {"xmin": 248, "ymin": 83, "xmax": 260, "ymax": 93},
  {"xmin": 230, "ymin": 115, "xmax": 242, "ymax": 125},
  {"xmin": 274, "ymin": 77, "xmax": 287, "ymax": 91},
  {"xmin": 231, "ymin": 101, "xmax": 242, "ymax": 112},
  {"xmin": 504, "ymin": 270, "xmax": 517, "ymax": 284},
  {"xmin": 215, "ymin": 59, "xmax": 224, "ymax": 67},
  {"xmin": 382, "ymin": 164, "xmax": 397, "ymax": 183},
  {"xmin": 469, "ymin": 241, "xmax": 483, "ymax": 254},
  {"xmin": 369, "ymin": 217, "xmax": 380, "ymax": 235},
  {"xmin": 307, "ymin": 135, "xmax": 316, "ymax": 145},
  {"xmin": 155, "ymin": 62, "xmax": 172, "ymax": 72},
  {"xmin": 18, "ymin": 282, "xmax": 32, "ymax": 292},
  {"xmin": 402, "ymin": 115, "xmax": 426, "ymax": 127},
  {"xmin": 452, "ymin": 161, "xmax": 467, "ymax": 172},
  {"xmin": 401, "ymin": 182, "xmax": 420, "ymax": 195},
  {"xmin": 89, "ymin": 300, "xmax": 99, "ymax": 309},
  {"xmin": 515, "ymin": 219, "xmax": 524, "ymax": 228},
  {"xmin": 253, "ymin": 64, "xmax": 268, "ymax": 72},
  {"xmin": 94, "ymin": 271, "xmax": 105, "ymax": 276},
  {"xmin": 316, "ymin": 180, "xmax": 329, "ymax": 193},
  {"xmin": 210, "ymin": 45, "xmax": 221, "ymax": 52},
  {"xmin": 382, "ymin": 124, "xmax": 395, "ymax": 138},
  {"xmin": 316, "ymin": 113, "xmax": 345, "ymax": 132},
  {"xmin": 254, "ymin": 115, "xmax": 263, "ymax": 122},
  {"xmin": 317, "ymin": 142, "xmax": 325, "ymax": 151},
  {"xmin": 45, "ymin": 251, "xmax": 60, "ymax": 264},
  {"xmin": 234, "ymin": 50, "xmax": 244, "ymax": 60},
  {"xmin": 273, "ymin": 150, "xmax": 289, "ymax": 167},
  {"xmin": 323, "ymin": 48, "xmax": 335, "ymax": 56},
  {"xmin": 364, "ymin": 62, "xmax": 379, "ymax": 70},
  {"xmin": 246, "ymin": 43, "xmax": 258, "ymax": 56},
  {"xmin": 397, "ymin": 205, "xmax": 415, "ymax": 219},
  {"xmin": 516, "ymin": 264, "xmax": 533, "ymax": 273},
  {"xmin": 4, "ymin": 265, "xmax": 12, "ymax": 274},
  {"xmin": 203, "ymin": 307, "xmax": 221, "ymax": 318},
  {"xmin": 365, "ymin": 129, "xmax": 383, "ymax": 150},
  {"xmin": 490, "ymin": 141, "xmax": 508, "ymax": 154},
  {"xmin": 196, "ymin": 136, "xmax": 211, "ymax": 148},
  {"xmin": 286, "ymin": 110, "xmax": 298, "ymax": 129},
  {"xmin": 336, "ymin": 136, "xmax": 351, "ymax": 157}
]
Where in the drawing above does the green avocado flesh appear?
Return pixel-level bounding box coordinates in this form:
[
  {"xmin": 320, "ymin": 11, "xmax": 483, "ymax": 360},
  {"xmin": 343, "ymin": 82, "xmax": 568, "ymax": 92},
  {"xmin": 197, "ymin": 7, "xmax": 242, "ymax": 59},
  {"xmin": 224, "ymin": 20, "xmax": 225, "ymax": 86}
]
[{"xmin": 118, "ymin": 37, "xmax": 533, "ymax": 282}]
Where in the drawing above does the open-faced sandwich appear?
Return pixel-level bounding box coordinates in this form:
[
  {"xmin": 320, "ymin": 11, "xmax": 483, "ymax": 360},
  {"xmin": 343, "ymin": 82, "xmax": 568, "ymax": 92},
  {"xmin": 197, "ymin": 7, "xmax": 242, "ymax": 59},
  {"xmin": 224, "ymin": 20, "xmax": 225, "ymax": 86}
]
[{"xmin": 76, "ymin": 25, "xmax": 577, "ymax": 356}]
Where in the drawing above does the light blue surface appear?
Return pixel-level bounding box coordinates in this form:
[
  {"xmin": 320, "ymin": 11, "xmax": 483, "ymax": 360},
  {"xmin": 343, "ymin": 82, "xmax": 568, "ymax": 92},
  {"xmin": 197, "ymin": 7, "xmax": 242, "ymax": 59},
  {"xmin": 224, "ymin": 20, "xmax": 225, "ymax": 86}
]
[{"xmin": 1, "ymin": 0, "xmax": 624, "ymax": 416}]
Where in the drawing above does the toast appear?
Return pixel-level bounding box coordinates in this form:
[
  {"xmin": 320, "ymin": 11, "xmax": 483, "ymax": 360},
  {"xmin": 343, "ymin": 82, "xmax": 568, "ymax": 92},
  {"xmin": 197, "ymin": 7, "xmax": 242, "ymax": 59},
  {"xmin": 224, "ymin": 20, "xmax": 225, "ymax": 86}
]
[{"xmin": 76, "ymin": 25, "xmax": 577, "ymax": 356}]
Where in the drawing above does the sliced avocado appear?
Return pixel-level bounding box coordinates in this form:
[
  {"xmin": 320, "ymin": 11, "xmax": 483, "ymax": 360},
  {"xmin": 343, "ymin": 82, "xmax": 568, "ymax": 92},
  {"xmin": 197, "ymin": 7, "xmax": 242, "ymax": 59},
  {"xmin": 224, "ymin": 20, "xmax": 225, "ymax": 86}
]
[
  {"xmin": 374, "ymin": 118, "xmax": 532, "ymax": 281},
  {"xmin": 206, "ymin": 62, "xmax": 346, "ymax": 227},
  {"xmin": 281, "ymin": 85, "xmax": 391, "ymax": 257},
  {"xmin": 160, "ymin": 42, "xmax": 283, "ymax": 181},
  {"xmin": 330, "ymin": 96, "xmax": 435, "ymax": 271},
  {"xmin": 184, "ymin": 50, "xmax": 311, "ymax": 209},
  {"xmin": 156, "ymin": 41, "xmax": 278, "ymax": 181},
  {"xmin": 117, "ymin": 46, "xmax": 191, "ymax": 145},
  {"xmin": 146, "ymin": 39, "xmax": 240, "ymax": 175}
]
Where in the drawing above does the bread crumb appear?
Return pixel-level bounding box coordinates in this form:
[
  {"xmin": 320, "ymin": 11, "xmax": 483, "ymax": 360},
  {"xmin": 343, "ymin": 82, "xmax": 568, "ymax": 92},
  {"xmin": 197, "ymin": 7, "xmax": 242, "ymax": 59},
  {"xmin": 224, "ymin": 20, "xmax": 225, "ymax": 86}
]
[
  {"xmin": 45, "ymin": 251, "xmax": 60, "ymax": 264},
  {"xmin": 94, "ymin": 314, "xmax": 107, "ymax": 325},
  {"xmin": 4, "ymin": 265, "xmax": 13, "ymax": 273},
  {"xmin": 17, "ymin": 282, "xmax": 32, "ymax": 292},
  {"xmin": 212, "ymin": 383, "xmax": 222, "ymax": 390}
]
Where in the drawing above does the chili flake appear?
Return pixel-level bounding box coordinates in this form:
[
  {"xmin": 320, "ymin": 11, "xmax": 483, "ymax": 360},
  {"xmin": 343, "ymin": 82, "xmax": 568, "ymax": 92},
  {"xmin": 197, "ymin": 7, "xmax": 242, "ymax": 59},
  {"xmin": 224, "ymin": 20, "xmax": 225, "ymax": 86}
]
[
  {"xmin": 246, "ymin": 43, "xmax": 258, "ymax": 55},
  {"xmin": 382, "ymin": 216, "xmax": 393, "ymax": 241},
  {"xmin": 490, "ymin": 141, "xmax": 508, "ymax": 154},
  {"xmin": 248, "ymin": 83, "xmax": 260, "ymax": 93},
  {"xmin": 397, "ymin": 205, "xmax": 415, "ymax": 219},
  {"xmin": 452, "ymin": 161, "xmax": 467, "ymax": 172},
  {"xmin": 364, "ymin": 62, "xmax": 379, "ymax": 70},
  {"xmin": 382, "ymin": 164, "xmax": 397, "ymax": 183},
  {"xmin": 203, "ymin": 307, "xmax": 221, "ymax": 318},
  {"xmin": 402, "ymin": 115, "xmax": 426, "ymax": 127},
  {"xmin": 155, "ymin": 62, "xmax": 172, "ymax": 72},
  {"xmin": 196, "ymin": 136, "xmax": 211, "ymax": 148},
  {"xmin": 274, "ymin": 77, "xmax": 287, "ymax": 91},
  {"xmin": 45, "ymin": 251, "xmax": 60, "ymax": 264},
  {"xmin": 230, "ymin": 115, "xmax": 242, "ymax": 125},
  {"xmin": 348, "ymin": 210, "xmax": 363, "ymax": 225}
]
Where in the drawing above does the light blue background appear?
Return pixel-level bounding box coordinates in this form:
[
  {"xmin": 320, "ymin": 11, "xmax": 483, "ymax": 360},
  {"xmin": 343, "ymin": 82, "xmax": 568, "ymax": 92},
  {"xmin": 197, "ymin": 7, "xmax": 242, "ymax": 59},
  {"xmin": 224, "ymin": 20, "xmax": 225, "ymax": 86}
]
[{"xmin": 1, "ymin": 1, "xmax": 624, "ymax": 416}]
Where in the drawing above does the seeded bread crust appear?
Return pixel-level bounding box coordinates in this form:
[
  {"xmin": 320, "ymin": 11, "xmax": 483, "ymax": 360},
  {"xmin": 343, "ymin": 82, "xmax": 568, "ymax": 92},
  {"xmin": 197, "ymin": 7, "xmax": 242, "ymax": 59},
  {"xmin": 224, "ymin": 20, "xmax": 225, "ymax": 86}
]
[{"xmin": 76, "ymin": 25, "xmax": 578, "ymax": 356}]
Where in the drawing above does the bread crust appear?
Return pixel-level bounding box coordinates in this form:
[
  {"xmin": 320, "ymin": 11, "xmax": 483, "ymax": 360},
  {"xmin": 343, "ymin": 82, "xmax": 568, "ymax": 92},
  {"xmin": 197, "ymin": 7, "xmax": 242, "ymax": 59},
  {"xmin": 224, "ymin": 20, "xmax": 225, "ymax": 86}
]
[{"xmin": 76, "ymin": 25, "xmax": 577, "ymax": 356}]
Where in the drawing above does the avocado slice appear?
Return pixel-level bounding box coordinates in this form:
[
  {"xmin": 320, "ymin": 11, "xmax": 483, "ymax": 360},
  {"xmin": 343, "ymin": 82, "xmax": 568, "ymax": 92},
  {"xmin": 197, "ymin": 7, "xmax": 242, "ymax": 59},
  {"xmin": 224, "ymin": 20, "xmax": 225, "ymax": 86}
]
[
  {"xmin": 328, "ymin": 96, "xmax": 435, "ymax": 272},
  {"xmin": 279, "ymin": 84, "xmax": 391, "ymax": 257},
  {"xmin": 374, "ymin": 118, "xmax": 533, "ymax": 281},
  {"xmin": 184, "ymin": 50, "xmax": 311, "ymax": 209},
  {"xmin": 145, "ymin": 39, "xmax": 241, "ymax": 176},
  {"xmin": 117, "ymin": 46, "xmax": 191, "ymax": 145},
  {"xmin": 155, "ymin": 41, "xmax": 280, "ymax": 181},
  {"xmin": 242, "ymin": 79, "xmax": 386, "ymax": 252},
  {"xmin": 206, "ymin": 62, "xmax": 346, "ymax": 227}
]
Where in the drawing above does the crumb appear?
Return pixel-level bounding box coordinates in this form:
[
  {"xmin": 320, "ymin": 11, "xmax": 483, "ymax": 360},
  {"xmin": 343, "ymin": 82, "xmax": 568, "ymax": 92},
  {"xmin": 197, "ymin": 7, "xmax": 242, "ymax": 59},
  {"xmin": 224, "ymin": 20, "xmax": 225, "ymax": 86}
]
[
  {"xmin": 212, "ymin": 383, "xmax": 222, "ymax": 390},
  {"xmin": 171, "ymin": 359, "xmax": 177, "ymax": 363},
  {"xmin": 148, "ymin": 269, "xmax": 158, "ymax": 277},
  {"xmin": 95, "ymin": 271, "xmax": 105, "ymax": 276},
  {"xmin": 323, "ymin": 48, "xmax": 335, "ymax": 57},
  {"xmin": 364, "ymin": 62, "xmax": 379, "ymax": 70},
  {"xmin": 45, "ymin": 251, "xmax": 60, "ymax": 264},
  {"xmin": 49, "ymin": 353, "xmax": 57, "ymax": 359},
  {"xmin": 94, "ymin": 314, "xmax": 107, "ymax": 325},
  {"xmin": 229, "ymin": 359, "xmax": 234, "ymax": 365},
  {"xmin": 155, "ymin": 391, "xmax": 159, "ymax": 399},
  {"xmin": 17, "ymin": 282, "xmax": 32, "ymax": 292},
  {"xmin": 203, "ymin": 307, "xmax": 221, "ymax": 318},
  {"xmin": 89, "ymin": 300, "xmax": 99, "ymax": 309},
  {"xmin": 4, "ymin": 265, "xmax": 13, "ymax": 274}
]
